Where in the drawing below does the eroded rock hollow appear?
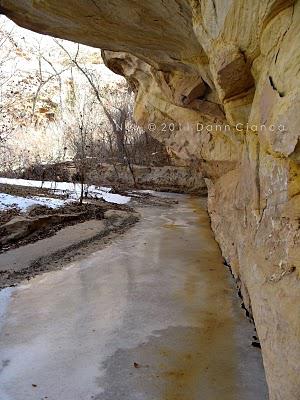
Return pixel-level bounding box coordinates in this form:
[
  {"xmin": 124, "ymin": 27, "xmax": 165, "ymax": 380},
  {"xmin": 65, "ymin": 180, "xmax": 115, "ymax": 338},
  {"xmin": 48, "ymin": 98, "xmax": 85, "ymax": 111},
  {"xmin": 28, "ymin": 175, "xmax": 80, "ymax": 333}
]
[{"xmin": 1, "ymin": 1, "xmax": 299, "ymax": 398}]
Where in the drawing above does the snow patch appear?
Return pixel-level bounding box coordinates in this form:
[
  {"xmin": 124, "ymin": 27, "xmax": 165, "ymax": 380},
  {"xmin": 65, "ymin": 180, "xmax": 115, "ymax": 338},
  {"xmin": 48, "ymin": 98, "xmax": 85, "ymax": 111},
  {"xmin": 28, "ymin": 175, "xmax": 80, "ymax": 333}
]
[
  {"xmin": 0, "ymin": 178, "xmax": 131, "ymax": 206},
  {"xmin": 0, "ymin": 193, "xmax": 69, "ymax": 212}
]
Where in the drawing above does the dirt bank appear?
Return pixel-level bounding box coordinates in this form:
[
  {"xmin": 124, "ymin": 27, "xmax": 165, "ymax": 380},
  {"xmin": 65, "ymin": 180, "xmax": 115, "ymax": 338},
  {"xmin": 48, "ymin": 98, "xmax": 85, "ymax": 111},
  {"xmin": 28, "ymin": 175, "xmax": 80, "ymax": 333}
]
[{"xmin": 0, "ymin": 211, "xmax": 138, "ymax": 290}]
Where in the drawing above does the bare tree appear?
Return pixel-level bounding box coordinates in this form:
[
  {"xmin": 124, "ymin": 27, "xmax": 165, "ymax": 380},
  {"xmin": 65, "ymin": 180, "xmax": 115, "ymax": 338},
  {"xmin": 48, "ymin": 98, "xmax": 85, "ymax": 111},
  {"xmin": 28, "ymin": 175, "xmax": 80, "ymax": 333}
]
[
  {"xmin": 0, "ymin": 21, "xmax": 170, "ymax": 181},
  {"xmin": 0, "ymin": 20, "xmax": 17, "ymax": 147},
  {"xmin": 30, "ymin": 40, "xmax": 69, "ymax": 118},
  {"xmin": 62, "ymin": 81, "xmax": 100, "ymax": 204},
  {"xmin": 54, "ymin": 40, "xmax": 138, "ymax": 186}
]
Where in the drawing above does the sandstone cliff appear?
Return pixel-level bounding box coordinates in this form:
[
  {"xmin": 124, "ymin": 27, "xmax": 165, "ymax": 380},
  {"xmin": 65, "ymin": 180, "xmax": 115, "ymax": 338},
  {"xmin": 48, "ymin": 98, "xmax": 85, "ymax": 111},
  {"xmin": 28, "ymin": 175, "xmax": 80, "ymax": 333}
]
[{"xmin": 1, "ymin": 1, "xmax": 299, "ymax": 398}]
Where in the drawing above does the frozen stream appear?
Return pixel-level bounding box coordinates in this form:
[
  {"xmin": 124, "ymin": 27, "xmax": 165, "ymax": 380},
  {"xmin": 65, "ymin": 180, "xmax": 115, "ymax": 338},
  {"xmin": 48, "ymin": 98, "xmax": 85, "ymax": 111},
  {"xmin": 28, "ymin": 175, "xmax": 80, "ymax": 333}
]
[{"xmin": 0, "ymin": 196, "xmax": 268, "ymax": 400}]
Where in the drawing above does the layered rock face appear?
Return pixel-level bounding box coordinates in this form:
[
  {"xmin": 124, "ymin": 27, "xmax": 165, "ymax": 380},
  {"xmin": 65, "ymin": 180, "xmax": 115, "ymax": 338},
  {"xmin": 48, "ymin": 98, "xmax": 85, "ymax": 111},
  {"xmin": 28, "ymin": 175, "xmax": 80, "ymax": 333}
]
[
  {"xmin": 88, "ymin": 164, "xmax": 207, "ymax": 194},
  {"xmin": 1, "ymin": 0, "xmax": 300, "ymax": 398}
]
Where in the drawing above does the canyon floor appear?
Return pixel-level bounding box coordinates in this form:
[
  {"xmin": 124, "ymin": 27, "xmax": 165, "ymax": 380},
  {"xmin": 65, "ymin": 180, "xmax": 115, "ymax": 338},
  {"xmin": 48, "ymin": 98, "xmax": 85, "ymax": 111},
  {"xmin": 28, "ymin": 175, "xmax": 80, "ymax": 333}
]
[{"xmin": 0, "ymin": 195, "xmax": 268, "ymax": 400}]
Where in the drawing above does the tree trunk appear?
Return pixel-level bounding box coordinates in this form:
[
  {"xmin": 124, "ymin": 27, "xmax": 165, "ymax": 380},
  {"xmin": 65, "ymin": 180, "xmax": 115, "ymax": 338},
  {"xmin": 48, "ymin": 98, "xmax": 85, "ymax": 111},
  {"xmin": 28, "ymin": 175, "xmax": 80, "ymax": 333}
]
[{"xmin": 79, "ymin": 172, "xmax": 84, "ymax": 205}]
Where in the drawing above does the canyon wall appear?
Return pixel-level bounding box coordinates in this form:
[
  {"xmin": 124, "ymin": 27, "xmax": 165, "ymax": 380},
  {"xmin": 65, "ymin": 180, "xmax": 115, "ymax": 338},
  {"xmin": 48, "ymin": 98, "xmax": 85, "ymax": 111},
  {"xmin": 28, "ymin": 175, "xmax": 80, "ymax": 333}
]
[
  {"xmin": 1, "ymin": 1, "xmax": 300, "ymax": 398},
  {"xmin": 88, "ymin": 164, "xmax": 207, "ymax": 194}
]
